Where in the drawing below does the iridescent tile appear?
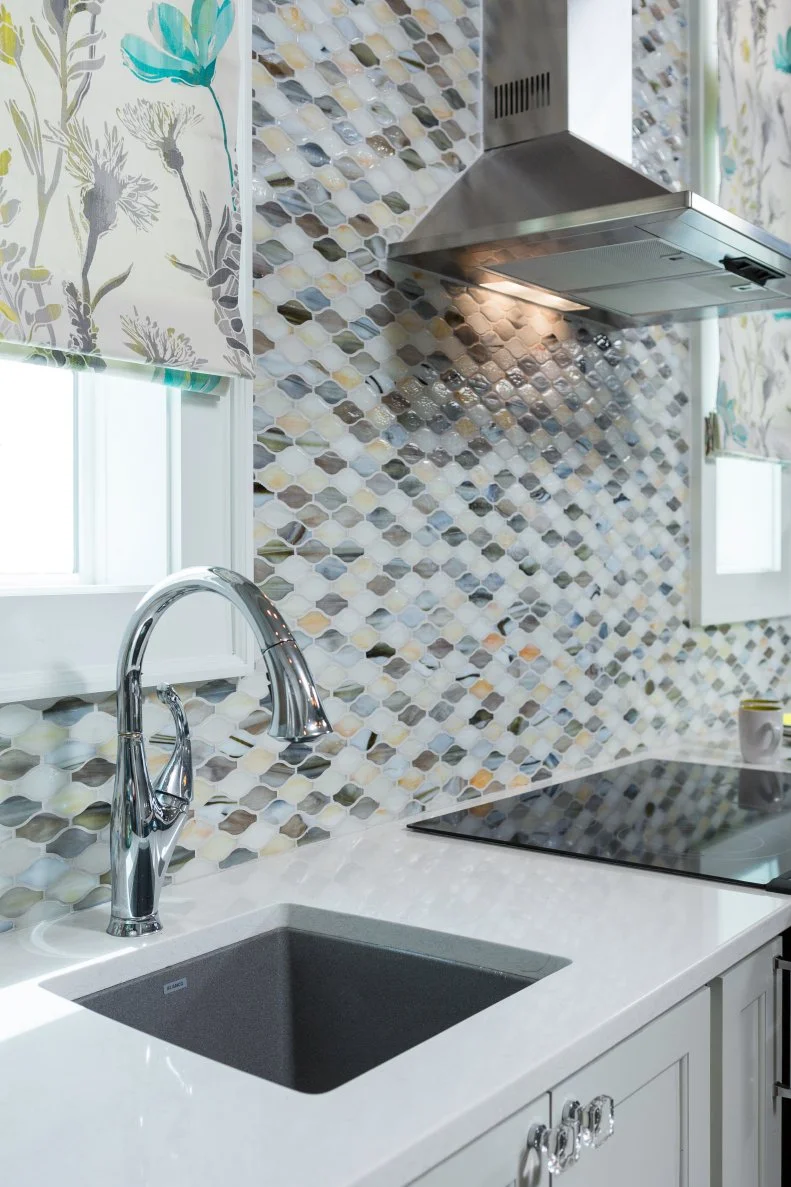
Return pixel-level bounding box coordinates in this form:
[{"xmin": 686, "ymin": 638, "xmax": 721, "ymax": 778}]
[
  {"xmin": 0, "ymin": 796, "xmax": 41, "ymax": 828},
  {"xmin": 0, "ymin": 887, "xmax": 43, "ymax": 919},
  {"xmin": 16, "ymin": 813, "xmax": 66, "ymax": 844},
  {"xmin": 0, "ymin": 750, "xmax": 39, "ymax": 781}
]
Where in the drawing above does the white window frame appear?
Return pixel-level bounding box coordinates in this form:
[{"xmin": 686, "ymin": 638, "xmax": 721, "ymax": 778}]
[
  {"xmin": 0, "ymin": 381, "xmax": 254, "ymax": 702},
  {"xmin": 76, "ymin": 375, "xmax": 180, "ymax": 589},
  {"xmin": 690, "ymin": 323, "xmax": 791, "ymax": 626},
  {"xmin": 688, "ymin": 0, "xmax": 791, "ymax": 626},
  {"xmin": 0, "ymin": 13, "xmax": 254, "ymax": 701}
]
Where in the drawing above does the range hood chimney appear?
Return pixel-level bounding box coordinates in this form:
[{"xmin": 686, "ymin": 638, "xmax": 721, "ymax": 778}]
[{"xmin": 389, "ymin": 0, "xmax": 791, "ymax": 325}]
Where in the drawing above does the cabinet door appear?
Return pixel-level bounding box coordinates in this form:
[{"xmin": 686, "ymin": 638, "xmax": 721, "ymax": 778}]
[
  {"xmin": 410, "ymin": 1093, "xmax": 550, "ymax": 1187},
  {"xmin": 713, "ymin": 938, "xmax": 782, "ymax": 1187},
  {"xmin": 550, "ymin": 988, "xmax": 710, "ymax": 1186}
]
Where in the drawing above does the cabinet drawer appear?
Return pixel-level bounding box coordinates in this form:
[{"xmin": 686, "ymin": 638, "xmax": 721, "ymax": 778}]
[
  {"xmin": 410, "ymin": 1093, "xmax": 550, "ymax": 1187},
  {"xmin": 550, "ymin": 989, "xmax": 710, "ymax": 1186}
]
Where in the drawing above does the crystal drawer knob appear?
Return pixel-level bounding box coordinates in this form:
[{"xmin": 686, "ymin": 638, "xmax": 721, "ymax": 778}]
[
  {"xmin": 528, "ymin": 1120, "xmax": 578, "ymax": 1176},
  {"xmin": 581, "ymin": 1094, "xmax": 615, "ymax": 1148},
  {"xmin": 561, "ymin": 1099, "xmax": 582, "ymax": 1160}
]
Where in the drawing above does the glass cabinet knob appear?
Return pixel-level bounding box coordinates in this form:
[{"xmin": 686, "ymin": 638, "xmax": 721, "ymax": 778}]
[
  {"xmin": 581, "ymin": 1094, "xmax": 615, "ymax": 1148},
  {"xmin": 528, "ymin": 1120, "xmax": 578, "ymax": 1176},
  {"xmin": 561, "ymin": 1099, "xmax": 582, "ymax": 1160}
]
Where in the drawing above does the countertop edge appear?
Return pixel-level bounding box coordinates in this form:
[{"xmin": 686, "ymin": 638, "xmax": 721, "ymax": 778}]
[{"xmin": 355, "ymin": 896, "xmax": 791, "ymax": 1187}]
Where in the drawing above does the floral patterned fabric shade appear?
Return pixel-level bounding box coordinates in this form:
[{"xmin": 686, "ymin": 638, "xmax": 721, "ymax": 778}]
[
  {"xmin": 715, "ymin": 0, "xmax": 791, "ymax": 461},
  {"xmin": 0, "ymin": 0, "xmax": 251, "ymax": 388}
]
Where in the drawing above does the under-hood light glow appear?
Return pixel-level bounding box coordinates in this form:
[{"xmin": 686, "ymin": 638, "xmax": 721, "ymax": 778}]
[{"xmin": 481, "ymin": 278, "xmax": 590, "ymax": 312}]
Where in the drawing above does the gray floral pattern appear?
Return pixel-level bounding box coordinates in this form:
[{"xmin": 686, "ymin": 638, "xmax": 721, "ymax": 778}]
[
  {"xmin": 716, "ymin": 0, "xmax": 791, "ymax": 460},
  {"xmin": 0, "ymin": 0, "xmax": 251, "ymax": 383}
]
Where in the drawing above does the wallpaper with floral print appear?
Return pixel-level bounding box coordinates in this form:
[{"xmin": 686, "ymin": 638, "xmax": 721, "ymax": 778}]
[
  {"xmin": 716, "ymin": 0, "xmax": 791, "ymax": 460},
  {"xmin": 0, "ymin": 0, "xmax": 252, "ymax": 384}
]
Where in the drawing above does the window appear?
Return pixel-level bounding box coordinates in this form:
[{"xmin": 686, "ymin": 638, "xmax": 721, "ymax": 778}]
[
  {"xmin": 0, "ymin": 358, "xmax": 252, "ymax": 700},
  {"xmin": 715, "ymin": 457, "xmax": 782, "ymax": 577},
  {"xmin": 0, "ymin": 360, "xmax": 76, "ymax": 584},
  {"xmin": 691, "ymin": 324, "xmax": 791, "ymax": 625},
  {"xmin": 0, "ymin": 358, "xmax": 172, "ymax": 590}
]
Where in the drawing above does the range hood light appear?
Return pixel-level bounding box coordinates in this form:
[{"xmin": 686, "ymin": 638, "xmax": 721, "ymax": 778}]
[{"xmin": 481, "ymin": 278, "xmax": 589, "ymax": 312}]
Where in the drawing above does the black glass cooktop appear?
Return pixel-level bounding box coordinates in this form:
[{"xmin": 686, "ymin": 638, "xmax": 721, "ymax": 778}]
[{"xmin": 408, "ymin": 760, "xmax": 791, "ymax": 893}]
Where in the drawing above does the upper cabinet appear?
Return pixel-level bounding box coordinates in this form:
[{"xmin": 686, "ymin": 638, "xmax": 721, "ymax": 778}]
[{"xmin": 691, "ymin": 0, "xmax": 791, "ymax": 624}]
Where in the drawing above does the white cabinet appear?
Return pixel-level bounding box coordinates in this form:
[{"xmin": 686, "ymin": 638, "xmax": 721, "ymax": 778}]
[
  {"xmin": 411, "ymin": 992, "xmax": 710, "ymax": 1187},
  {"xmin": 410, "ymin": 1094, "xmax": 550, "ymax": 1186},
  {"xmin": 712, "ymin": 938, "xmax": 782, "ymax": 1187},
  {"xmin": 550, "ymin": 988, "xmax": 710, "ymax": 1185},
  {"xmin": 408, "ymin": 937, "xmax": 787, "ymax": 1187}
]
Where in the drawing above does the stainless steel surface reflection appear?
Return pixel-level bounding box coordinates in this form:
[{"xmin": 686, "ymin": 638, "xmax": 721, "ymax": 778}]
[
  {"xmin": 390, "ymin": 0, "xmax": 791, "ymax": 325},
  {"xmin": 108, "ymin": 566, "xmax": 331, "ymax": 938}
]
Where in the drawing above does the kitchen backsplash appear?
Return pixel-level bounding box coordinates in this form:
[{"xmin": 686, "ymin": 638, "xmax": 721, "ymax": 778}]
[{"xmin": 0, "ymin": 0, "xmax": 787, "ymax": 933}]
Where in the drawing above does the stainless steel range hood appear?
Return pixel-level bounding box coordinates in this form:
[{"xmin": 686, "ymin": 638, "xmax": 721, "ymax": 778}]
[{"xmin": 389, "ymin": 0, "xmax": 791, "ymax": 326}]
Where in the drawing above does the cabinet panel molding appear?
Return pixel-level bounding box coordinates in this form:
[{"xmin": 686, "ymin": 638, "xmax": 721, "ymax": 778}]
[
  {"xmin": 410, "ymin": 1093, "xmax": 550, "ymax": 1187},
  {"xmin": 712, "ymin": 938, "xmax": 782, "ymax": 1187},
  {"xmin": 550, "ymin": 988, "xmax": 710, "ymax": 1186}
]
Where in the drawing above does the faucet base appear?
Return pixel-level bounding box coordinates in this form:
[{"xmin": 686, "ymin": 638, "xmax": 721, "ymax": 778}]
[{"xmin": 107, "ymin": 913, "xmax": 162, "ymax": 938}]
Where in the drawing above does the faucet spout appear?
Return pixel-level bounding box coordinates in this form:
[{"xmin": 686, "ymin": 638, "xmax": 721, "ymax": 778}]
[{"xmin": 108, "ymin": 566, "xmax": 331, "ymax": 937}]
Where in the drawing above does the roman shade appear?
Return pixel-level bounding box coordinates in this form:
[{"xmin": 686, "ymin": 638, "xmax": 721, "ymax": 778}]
[
  {"xmin": 713, "ymin": 0, "xmax": 791, "ymax": 461},
  {"xmin": 0, "ymin": 0, "xmax": 251, "ymax": 389}
]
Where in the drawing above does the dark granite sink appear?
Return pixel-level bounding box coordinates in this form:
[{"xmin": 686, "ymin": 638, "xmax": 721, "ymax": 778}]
[{"xmin": 70, "ymin": 907, "xmax": 568, "ymax": 1093}]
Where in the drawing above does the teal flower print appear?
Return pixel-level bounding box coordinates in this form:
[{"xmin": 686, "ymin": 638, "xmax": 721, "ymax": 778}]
[
  {"xmin": 774, "ymin": 28, "xmax": 791, "ymax": 73},
  {"xmin": 121, "ymin": 0, "xmax": 234, "ymax": 87},
  {"xmin": 718, "ymin": 127, "xmax": 736, "ymax": 179},
  {"xmin": 121, "ymin": 0, "xmax": 235, "ymax": 184}
]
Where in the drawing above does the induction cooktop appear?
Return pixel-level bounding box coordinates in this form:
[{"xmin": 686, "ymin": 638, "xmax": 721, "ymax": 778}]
[{"xmin": 408, "ymin": 759, "xmax": 791, "ymax": 893}]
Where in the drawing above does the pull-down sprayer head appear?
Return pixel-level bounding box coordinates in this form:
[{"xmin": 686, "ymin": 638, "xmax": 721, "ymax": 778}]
[{"xmin": 116, "ymin": 565, "xmax": 331, "ymax": 742}]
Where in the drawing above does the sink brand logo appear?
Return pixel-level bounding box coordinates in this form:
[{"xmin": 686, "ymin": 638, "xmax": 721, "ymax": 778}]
[{"xmin": 163, "ymin": 977, "xmax": 188, "ymax": 996}]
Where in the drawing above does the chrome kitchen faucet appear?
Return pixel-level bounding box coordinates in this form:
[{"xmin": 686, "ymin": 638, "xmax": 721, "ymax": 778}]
[{"xmin": 107, "ymin": 566, "xmax": 331, "ymax": 938}]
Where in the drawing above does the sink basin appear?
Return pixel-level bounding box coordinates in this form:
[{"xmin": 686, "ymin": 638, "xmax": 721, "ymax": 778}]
[{"xmin": 68, "ymin": 906, "xmax": 568, "ymax": 1094}]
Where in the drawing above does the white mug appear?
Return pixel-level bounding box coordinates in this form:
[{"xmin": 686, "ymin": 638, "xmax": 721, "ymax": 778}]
[{"xmin": 738, "ymin": 700, "xmax": 783, "ymax": 764}]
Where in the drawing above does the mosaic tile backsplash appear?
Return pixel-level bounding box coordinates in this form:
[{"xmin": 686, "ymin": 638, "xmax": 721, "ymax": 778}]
[{"xmin": 0, "ymin": 0, "xmax": 788, "ymax": 933}]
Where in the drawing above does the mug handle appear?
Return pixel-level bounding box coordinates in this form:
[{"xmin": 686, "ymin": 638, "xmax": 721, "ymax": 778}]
[{"xmin": 759, "ymin": 720, "xmax": 781, "ymax": 748}]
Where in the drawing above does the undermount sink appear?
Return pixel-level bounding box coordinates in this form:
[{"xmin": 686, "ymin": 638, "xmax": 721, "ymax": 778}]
[{"xmin": 62, "ymin": 906, "xmax": 569, "ymax": 1094}]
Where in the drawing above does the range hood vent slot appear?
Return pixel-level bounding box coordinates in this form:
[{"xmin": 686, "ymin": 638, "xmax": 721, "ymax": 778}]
[{"xmin": 493, "ymin": 72, "xmax": 551, "ymax": 120}]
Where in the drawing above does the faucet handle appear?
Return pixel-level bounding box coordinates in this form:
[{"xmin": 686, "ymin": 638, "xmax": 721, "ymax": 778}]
[{"xmin": 154, "ymin": 684, "xmax": 193, "ymax": 806}]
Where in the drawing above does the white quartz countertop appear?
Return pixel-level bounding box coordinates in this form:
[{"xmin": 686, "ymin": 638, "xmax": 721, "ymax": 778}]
[{"xmin": 2, "ymin": 748, "xmax": 791, "ymax": 1187}]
